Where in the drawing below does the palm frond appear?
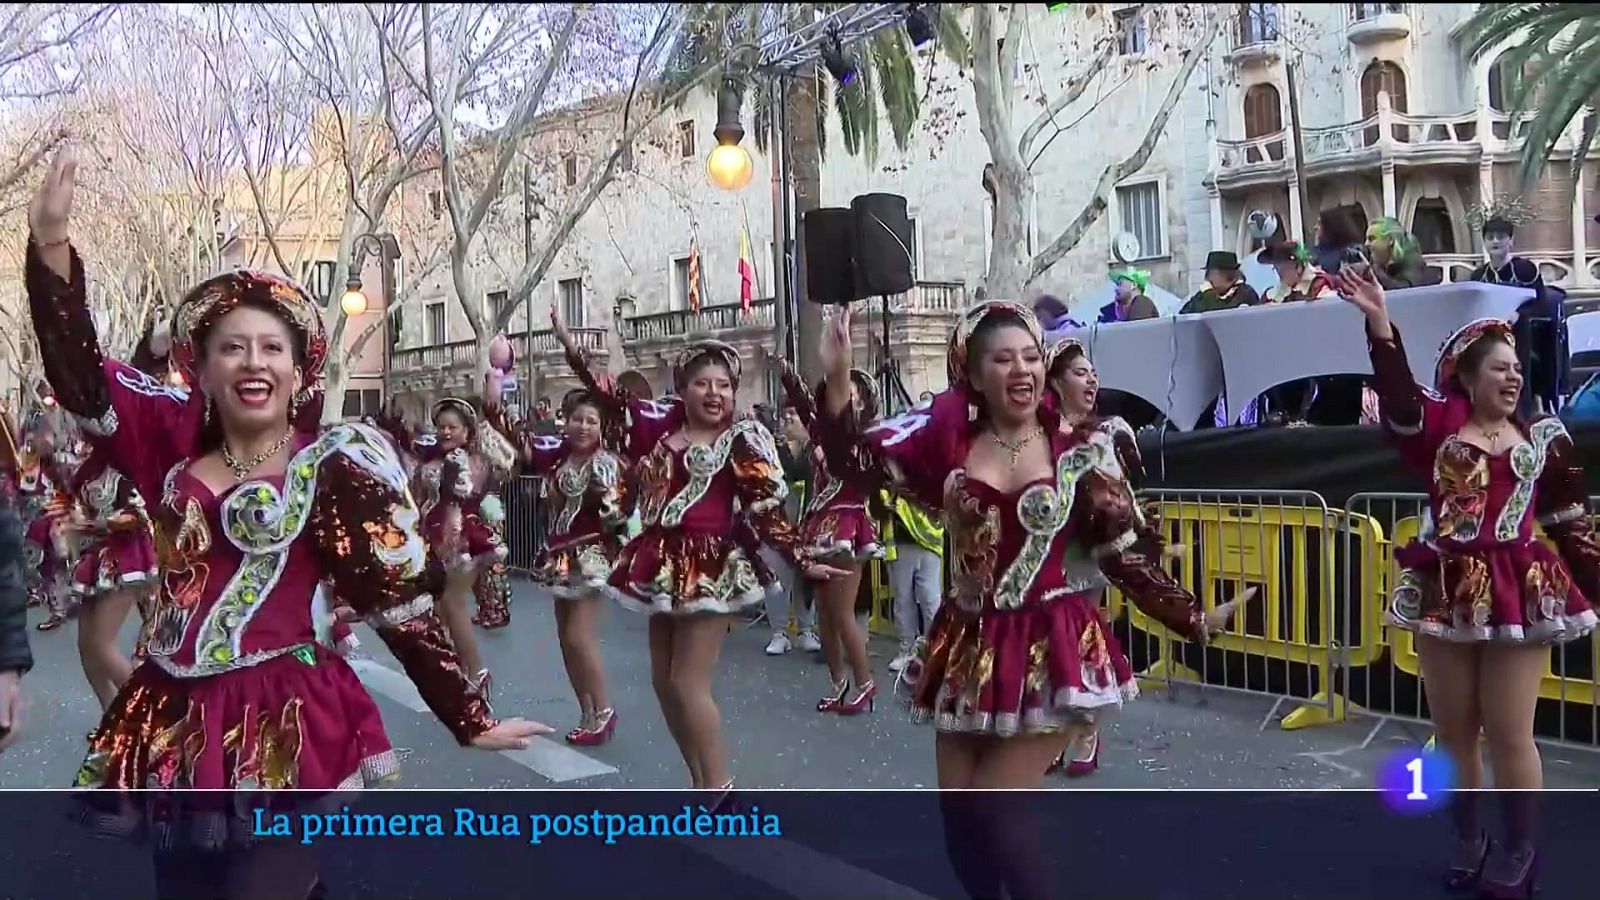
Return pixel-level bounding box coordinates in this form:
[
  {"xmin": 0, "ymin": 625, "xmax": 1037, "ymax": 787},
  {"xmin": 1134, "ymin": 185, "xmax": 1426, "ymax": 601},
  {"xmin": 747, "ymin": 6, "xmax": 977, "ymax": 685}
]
[
  {"xmin": 814, "ymin": 69, "xmax": 831, "ymax": 164},
  {"xmin": 751, "ymin": 76, "xmax": 773, "ymax": 155},
  {"xmin": 931, "ymin": 3, "xmax": 971, "ymax": 69},
  {"xmin": 870, "ymin": 28, "xmax": 920, "ymax": 153}
]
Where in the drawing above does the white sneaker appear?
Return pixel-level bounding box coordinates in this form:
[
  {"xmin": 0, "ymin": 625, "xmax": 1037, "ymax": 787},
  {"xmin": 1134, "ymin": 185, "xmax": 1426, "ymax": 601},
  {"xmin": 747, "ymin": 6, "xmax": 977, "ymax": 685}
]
[
  {"xmin": 888, "ymin": 650, "xmax": 916, "ymax": 673},
  {"xmin": 765, "ymin": 632, "xmax": 791, "ymax": 655},
  {"xmin": 795, "ymin": 630, "xmax": 823, "ymax": 652}
]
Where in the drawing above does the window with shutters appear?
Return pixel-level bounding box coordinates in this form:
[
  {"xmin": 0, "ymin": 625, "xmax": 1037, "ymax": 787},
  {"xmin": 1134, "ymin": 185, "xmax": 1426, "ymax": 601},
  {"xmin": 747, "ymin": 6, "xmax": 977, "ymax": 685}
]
[
  {"xmin": 342, "ymin": 389, "xmax": 382, "ymax": 420},
  {"xmin": 677, "ymin": 121, "xmax": 695, "ymax": 160},
  {"xmin": 425, "ymin": 301, "xmax": 446, "ymax": 345},
  {"xmin": 1114, "ymin": 7, "xmax": 1146, "ymax": 55},
  {"xmin": 559, "ymin": 278, "xmax": 585, "ymax": 326},
  {"xmin": 1360, "ymin": 61, "xmax": 1408, "ymax": 145},
  {"xmin": 673, "ymin": 257, "xmax": 693, "ymax": 309},
  {"xmin": 562, "ymin": 152, "xmax": 578, "ymax": 187},
  {"xmin": 1349, "ymin": 3, "xmax": 1405, "ymax": 23},
  {"xmin": 1242, "ymin": 83, "xmax": 1285, "ymax": 162},
  {"xmin": 303, "ymin": 260, "xmax": 337, "ymax": 303},
  {"xmin": 1237, "ymin": 4, "xmax": 1281, "ymax": 45},
  {"xmin": 1114, "ymin": 179, "xmax": 1166, "ymax": 260}
]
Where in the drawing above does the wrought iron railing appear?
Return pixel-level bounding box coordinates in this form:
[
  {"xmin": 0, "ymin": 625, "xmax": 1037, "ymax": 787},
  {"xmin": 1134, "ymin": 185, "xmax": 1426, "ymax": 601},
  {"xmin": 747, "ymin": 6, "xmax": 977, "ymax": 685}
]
[{"xmin": 391, "ymin": 327, "xmax": 606, "ymax": 373}]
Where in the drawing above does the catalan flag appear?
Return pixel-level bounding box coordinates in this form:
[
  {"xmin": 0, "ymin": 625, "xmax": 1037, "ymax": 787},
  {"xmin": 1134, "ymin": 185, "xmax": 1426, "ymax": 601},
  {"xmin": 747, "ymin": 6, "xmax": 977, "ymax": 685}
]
[
  {"xmin": 738, "ymin": 227, "xmax": 756, "ymax": 316},
  {"xmin": 687, "ymin": 235, "xmax": 702, "ymax": 312}
]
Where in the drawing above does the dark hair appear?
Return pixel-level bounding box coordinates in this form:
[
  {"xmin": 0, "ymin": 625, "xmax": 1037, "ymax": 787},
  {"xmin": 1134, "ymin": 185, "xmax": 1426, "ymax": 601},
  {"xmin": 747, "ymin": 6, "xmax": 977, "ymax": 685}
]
[
  {"xmin": 194, "ymin": 298, "xmax": 309, "ymax": 369},
  {"xmin": 1318, "ymin": 208, "xmax": 1362, "ymax": 248},
  {"xmin": 432, "ymin": 402, "xmax": 476, "ymax": 431},
  {"xmin": 680, "ymin": 351, "xmax": 733, "ymax": 384},
  {"xmin": 128, "ymin": 315, "xmax": 169, "ymax": 377},
  {"xmin": 810, "ymin": 372, "xmax": 880, "ymax": 427},
  {"xmin": 966, "ymin": 310, "xmax": 1037, "ymax": 384},
  {"xmin": 1455, "ymin": 332, "xmax": 1514, "ymax": 385},
  {"xmin": 1047, "ymin": 342, "xmax": 1087, "ymax": 381},
  {"xmin": 561, "ymin": 389, "xmax": 603, "ymax": 421}
]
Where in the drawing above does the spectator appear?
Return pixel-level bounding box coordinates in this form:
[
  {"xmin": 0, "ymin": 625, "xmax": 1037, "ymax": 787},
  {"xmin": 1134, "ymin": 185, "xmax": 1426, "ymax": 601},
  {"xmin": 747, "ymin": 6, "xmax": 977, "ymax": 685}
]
[
  {"xmin": 1364, "ymin": 216, "xmax": 1433, "ymax": 290},
  {"xmin": 1034, "ymin": 294, "xmax": 1083, "ymax": 342},
  {"xmin": 1472, "ymin": 216, "xmax": 1559, "ymax": 415},
  {"xmin": 0, "ymin": 493, "xmax": 31, "ymax": 754},
  {"xmin": 1098, "ymin": 269, "xmax": 1159, "ymax": 323},
  {"xmin": 764, "ymin": 404, "xmax": 820, "ymax": 656},
  {"xmin": 1181, "ymin": 251, "xmax": 1261, "ymax": 314},
  {"xmin": 1470, "ymin": 216, "xmax": 1545, "ymax": 302},
  {"xmin": 885, "ymin": 492, "xmax": 943, "ymax": 674},
  {"xmin": 1312, "ymin": 208, "xmax": 1364, "ymax": 276},
  {"xmin": 531, "ymin": 396, "xmax": 558, "ymax": 437},
  {"xmin": 1264, "ymin": 241, "xmax": 1336, "ymax": 303}
]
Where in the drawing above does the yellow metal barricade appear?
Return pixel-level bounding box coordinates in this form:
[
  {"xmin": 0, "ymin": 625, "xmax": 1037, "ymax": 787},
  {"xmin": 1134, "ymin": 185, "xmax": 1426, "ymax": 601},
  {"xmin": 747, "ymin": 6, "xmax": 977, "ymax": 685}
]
[
  {"xmin": 1346, "ymin": 492, "xmax": 1600, "ymax": 752},
  {"xmin": 1111, "ymin": 490, "xmax": 1346, "ymax": 731}
]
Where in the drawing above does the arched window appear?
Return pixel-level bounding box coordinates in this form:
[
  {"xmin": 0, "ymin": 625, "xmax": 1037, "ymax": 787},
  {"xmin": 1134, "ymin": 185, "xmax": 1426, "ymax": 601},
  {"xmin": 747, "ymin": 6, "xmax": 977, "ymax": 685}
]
[
  {"xmin": 1360, "ymin": 61, "xmax": 1408, "ymax": 145},
  {"xmin": 1243, "ymin": 83, "xmax": 1285, "ymax": 162},
  {"xmin": 1411, "ymin": 198, "xmax": 1455, "ymax": 254}
]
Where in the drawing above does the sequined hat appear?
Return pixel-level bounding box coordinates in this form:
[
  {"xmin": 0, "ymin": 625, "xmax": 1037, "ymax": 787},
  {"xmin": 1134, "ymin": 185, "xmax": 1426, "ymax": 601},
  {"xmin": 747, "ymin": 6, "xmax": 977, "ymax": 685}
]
[
  {"xmin": 430, "ymin": 397, "xmax": 479, "ymax": 427},
  {"xmin": 1434, "ymin": 318, "xmax": 1516, "ymax": 393},
  {"xmin": 1044, "ymin": 337, "xmax": 1087, "ymax": 378},
  {"xmin": 946, "ymin": 300, "xmax": 1043, "ymax": 386},
  {"xmin": 672, "ymin": 340, "xmax": 742, "ymax": 390},
  {"xmin": 170, "ymin": 270, "xmax": 328, "ymax": 392}
]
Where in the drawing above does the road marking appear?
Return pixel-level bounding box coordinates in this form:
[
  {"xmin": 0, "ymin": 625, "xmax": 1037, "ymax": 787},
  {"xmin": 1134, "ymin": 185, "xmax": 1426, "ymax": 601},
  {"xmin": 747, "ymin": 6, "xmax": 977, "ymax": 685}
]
[
  {"xmin": 348, "ymin": 657, "xmax": 618, "ymax": 783},
  {"xmin": 683, "ymin": 834, "xmax": 936, "ymax": 900}
]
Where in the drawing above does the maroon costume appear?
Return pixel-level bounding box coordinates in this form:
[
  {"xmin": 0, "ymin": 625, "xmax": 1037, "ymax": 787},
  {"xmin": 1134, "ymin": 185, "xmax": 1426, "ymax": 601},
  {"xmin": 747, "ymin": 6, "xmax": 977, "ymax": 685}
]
[
  {"xmin": 1369, "ymin": 318, "xmax": 1598, "ymax": 642},
  {"xmin": 818, "ymin": 302, "xmax": 1210, "ymax": 735},
  {"xmin": 67, "ymin": 449, "xmax": 158, "ymax": 601},
  {"xmin": 778, "ymin": 364, "xmax": 885, "ymax": 564},
  {"xmin": 27, "ymin": 241, "xmax": 494, "ymax": 845}
]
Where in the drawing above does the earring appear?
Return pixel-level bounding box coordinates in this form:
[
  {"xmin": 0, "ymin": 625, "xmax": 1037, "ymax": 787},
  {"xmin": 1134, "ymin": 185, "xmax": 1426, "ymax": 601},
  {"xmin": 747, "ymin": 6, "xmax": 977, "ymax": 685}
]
[
  {"xmin": 968, "ymin": 403, "xmax": 978, "ymax": 423},
  {"xmin": 289, "ymin": 391, "xmax": 302, "ymax": 424},
  {"xmin": 203, "ymin": 393, "xmax": 214, "ymax": 427}
]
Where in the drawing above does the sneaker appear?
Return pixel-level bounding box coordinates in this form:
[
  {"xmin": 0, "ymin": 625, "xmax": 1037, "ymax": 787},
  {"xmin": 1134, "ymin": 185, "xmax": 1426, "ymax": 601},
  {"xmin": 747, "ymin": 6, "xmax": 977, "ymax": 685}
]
[
  {"xmin": 795, "ymin": 630, "xmax": 823, "ymax": 653},
  {"xmin": 765, "ymin": 632, "xmax": 791, "ymax": 655},
  {"xmin": 888, "ymin": 650, "xmax": 916, "ymax": 673}
]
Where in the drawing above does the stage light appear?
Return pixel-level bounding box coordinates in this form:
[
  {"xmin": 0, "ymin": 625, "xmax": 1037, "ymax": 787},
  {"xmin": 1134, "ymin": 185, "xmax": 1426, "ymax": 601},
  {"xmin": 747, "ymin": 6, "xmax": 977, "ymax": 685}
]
[
  {"xmin": 707, "ymin": 80, "xmax": 753, "ymax": 191},
  {"xmin": 821, "ymin": 32, "xmax": 857, "ymax": 86},
  {"xmin": 905, "ymin": 6, "xmax": 934, "ymax": 47}
]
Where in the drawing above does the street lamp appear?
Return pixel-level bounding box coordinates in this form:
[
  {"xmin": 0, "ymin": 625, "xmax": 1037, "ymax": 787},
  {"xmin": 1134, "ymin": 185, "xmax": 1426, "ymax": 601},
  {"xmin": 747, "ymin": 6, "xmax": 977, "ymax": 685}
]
[
  {"xmin": 707, "ymin": 80, "xmax": 753, "ymax": 191},
  {"xmin": 339, "ymin": 278, "xmax": 369, "ymax": 317},
  {"xmin": 346, "ymin": 232, "xmax": 402, "ymax": 403}
]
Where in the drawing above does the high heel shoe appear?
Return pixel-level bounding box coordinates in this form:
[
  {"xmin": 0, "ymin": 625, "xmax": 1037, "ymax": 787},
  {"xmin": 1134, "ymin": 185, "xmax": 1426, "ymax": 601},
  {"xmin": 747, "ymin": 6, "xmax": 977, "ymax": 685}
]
[
  {"xmin": 836, "ymin": 680, "xmax": 876, "ymax": 715},
  {"xmin": 817, "ymin": 680, "xmax": 849, "ymax": 712},
  {"xmin": 1065, "ymin": 732, "xmax": 1100, "ymax": 778},
  {"xmin": 1443, "ymin": 831, "xmax": 1490, "ymax": 893},
  {"xmin": 566, "ymin": 708, "xmax": 618, "ymax": 747},
  {"xmin": 1479, "ymin": 846, "xmax": 1538, "ymax": 899}
]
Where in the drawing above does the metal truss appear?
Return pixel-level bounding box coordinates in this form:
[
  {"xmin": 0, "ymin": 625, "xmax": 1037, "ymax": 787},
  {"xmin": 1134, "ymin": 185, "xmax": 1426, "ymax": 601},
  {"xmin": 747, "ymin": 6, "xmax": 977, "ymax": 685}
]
[{"xmin": 756, "ymin": 3, "xmax": 914, "ymax": 74}]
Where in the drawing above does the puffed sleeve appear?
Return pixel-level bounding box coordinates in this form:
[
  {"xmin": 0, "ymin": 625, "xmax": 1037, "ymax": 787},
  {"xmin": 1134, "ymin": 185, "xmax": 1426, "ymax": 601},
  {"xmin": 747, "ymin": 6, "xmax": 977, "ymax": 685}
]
[
  {"xmin": 1100, "ymin": 417, "xmax": 1165, "ymax": 558},
  {"xmin": 814, "ymin": 388, "xmax": 960, "ymax": 513},
  {"xmin": 561, "ymin": 344, "xmax": 682, "ymax": 462},
  {"xmin": 1079, "ymin": 433, "xmax": 1206, "ymax": 642},
  {"xmin": 776, "ymin": 363, "xmax": 817, "ymax": 428},
  {"xmin": 729, "ymin": 420, "xmax": 803, "ymax": 567},
  {"xmin": 1367, "ymin": 322, "xmax": 1446, "ymax": 473},
  {"xmin": 26, "ymin": 240, "xmax": 195, "ymax": 501},
  {"xmin": 310, "ymin": 425, "xmax": 495, "ymax": 745},
  {"xmin": 473, "ymin": 417, "xmax": 517, "ymax": 485},
  {"xmin": 1534, "ymin": 420, "xmax": 1600, "ymax": 599}
]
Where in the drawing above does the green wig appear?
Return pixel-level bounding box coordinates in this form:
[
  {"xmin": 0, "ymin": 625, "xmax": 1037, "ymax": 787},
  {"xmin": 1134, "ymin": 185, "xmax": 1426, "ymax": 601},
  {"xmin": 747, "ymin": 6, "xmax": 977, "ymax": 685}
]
[
  {"xmin": 1110, "ymin": 268, "xmax": 1150, "ymax": 294},
  {"xmin": 1365, "ymin": 217, "xmax": 1418, "ymax": 264}
]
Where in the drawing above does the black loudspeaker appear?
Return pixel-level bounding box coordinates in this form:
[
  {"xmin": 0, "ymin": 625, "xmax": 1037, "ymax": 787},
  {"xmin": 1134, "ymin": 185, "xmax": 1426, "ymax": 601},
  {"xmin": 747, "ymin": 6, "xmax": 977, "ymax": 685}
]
[
  {"xmin": 851, "ymin": 192, "xmax": 915, "ymax": 296},
  {"xmin": 802, "ymin": 207, "xmax": 860, "ymax": 306}
]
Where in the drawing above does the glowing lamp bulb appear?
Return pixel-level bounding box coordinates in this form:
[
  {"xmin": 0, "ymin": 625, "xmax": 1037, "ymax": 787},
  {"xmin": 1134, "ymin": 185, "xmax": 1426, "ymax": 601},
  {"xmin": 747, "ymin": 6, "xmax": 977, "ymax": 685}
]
[
  {"xmin": 340, "ymin": 287, "xmax": 369, "ymax": 317},
  {"xmin": 707, "ymin": 143, "xmax": 754, "ymax": 191}
]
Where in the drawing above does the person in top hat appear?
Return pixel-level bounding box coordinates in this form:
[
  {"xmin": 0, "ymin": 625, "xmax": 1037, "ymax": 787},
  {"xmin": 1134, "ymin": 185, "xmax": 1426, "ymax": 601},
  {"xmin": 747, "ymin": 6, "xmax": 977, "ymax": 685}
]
[
  {"xmin": 1264, "ymin": 241, "xmax": 1336, "ymax": 303},
  {"xmin": 1098, "ymin": 269, "xmax": 1160, "ymax": 323},
  {"xmin": 1180, "ymin": 250, "xmax": 1261, "ymax": 315}
]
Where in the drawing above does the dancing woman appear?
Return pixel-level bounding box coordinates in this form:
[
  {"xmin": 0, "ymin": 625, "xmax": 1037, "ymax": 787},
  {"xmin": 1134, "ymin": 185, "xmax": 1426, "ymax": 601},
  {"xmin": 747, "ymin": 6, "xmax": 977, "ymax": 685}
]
[
  {"xmin": 551, "ymin": 308, "xmax": 847, "ymax": 790},
  {"xmin": 776, "ymin": 360, "xmax": 884, "ymax": 715},
  {"xmin": 26, "ymin": 146, "xmax": 540, "ymax": 899},
  {"xmin": 492, "ymin": 369, "xmax": 629, "ymax": 745},
  {"xmin": 1342, "ymin": 266, "xmax": 1597, "ymax": 898},
  {"xmin": 19, "ymin": 426, "xmax": 76, "ymax": 630}
]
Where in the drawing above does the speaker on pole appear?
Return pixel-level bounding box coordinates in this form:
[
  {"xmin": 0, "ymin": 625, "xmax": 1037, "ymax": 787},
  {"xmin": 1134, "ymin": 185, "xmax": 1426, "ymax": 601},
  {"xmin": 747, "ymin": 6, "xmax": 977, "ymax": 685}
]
[
  {"xmin": 851, "ymin": 193, "xmax": 915, "ymax": 296},
  {"xmin": 801, "ymin": 207, "xmax": 860, "ymax": 306}
]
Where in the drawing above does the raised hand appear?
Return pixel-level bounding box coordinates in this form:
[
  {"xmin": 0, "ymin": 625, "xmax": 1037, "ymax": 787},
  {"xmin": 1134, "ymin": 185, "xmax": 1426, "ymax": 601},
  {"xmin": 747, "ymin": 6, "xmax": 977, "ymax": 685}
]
[
  {"xmin": 818, "ymin": 306, "xmax": 853, "ymax": 384},
  {"xmin": 1202, "ymin": 586, "xmax": 1258, "ymax": 639},
  {"xmin": 29, "ymin": 141, "xmax": 77, "ymax": 246},
  {"xmin": 549, "ymin": 301, "xmax": 574, "ymax": 352}
]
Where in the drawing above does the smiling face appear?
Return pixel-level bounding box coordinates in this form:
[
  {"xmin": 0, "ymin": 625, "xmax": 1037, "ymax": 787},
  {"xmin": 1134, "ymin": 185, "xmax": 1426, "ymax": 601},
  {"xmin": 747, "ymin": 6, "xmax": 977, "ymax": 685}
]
[
  {"xmin": 1460, "ymin": 338, "xmax": 1522, "ymax": 420},
  {"xmin": 1113, "ymin": 278, "xmax": 1137, "ymax": 303},
  {"xmin": 681, "ymin": 356, "xmax": 735, "ymax": 429},
  {"xmin": 563, "ymin": 401, "xmax": 602, "ymax": 452},
  {"xmin": 433, "ymin": 407, "xmax": 471, "ymax": 451},
  {"xmin": 1049, "ymin": 351, "xmax": 1098, "ymax": 419},
  {"xmin": 969, "ymin": 321, "xmax": 1044, "ymax": 426},
  {"xmin": 198, "ymin": 305, "xmax": 300, "ymax": 437}
]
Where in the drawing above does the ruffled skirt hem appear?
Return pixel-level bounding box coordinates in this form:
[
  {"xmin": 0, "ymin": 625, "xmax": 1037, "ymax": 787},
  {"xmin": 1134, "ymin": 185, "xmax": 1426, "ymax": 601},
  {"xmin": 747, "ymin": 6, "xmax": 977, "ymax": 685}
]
[
  {"xmin": 532, "ymin": 539, "xmax": 617, "ymax": 600},
  {"xmin": 606, "ymin": 529, "xmax": 769, "ymax": 617},
  {"xmin": 1386, "ymin": 607, "xmax": 1598, "ymax": 644}
]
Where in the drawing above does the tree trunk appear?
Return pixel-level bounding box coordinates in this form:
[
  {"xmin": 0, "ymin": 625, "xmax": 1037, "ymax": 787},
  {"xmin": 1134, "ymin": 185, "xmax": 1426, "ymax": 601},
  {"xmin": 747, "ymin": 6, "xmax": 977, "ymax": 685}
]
[
  {"xmin": 786, "ymin": 75, "xmax": 825, "ymax": 384},
  {"xmin": 970, "ymin": 4, "xmax": 1032, "ymax": 301}
]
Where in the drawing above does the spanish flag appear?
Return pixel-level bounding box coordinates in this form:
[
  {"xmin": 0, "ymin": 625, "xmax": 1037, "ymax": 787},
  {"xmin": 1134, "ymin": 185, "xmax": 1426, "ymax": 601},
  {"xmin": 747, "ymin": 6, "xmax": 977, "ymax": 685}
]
[{"xmin": 738, "ymin": 227, "xmax": 756, "ymax": 316}]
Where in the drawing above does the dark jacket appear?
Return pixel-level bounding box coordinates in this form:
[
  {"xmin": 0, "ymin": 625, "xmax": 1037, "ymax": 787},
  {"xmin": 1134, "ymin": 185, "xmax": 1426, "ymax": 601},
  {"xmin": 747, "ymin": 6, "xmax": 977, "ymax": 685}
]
[
  {"xmin": 1097, "ymin": 294, "xmax": 1160, "ymax": 323},
  {"xmin": 1180, "ymin": 280, "xmax": 1261, "ymax": 315},
  {"xmin": 0, "ymin": 499, "xmax": 32, "ymax": 675}
]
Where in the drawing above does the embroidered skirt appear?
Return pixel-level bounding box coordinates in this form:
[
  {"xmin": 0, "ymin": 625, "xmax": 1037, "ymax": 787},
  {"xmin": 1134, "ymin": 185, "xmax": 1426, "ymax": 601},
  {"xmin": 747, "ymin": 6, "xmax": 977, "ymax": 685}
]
[
  {"xmin": 74, "ymin": 645, "xmax": 399, "ymax": 849},
  {"xmin": 424, "ymin": 507, "xmax": 507, "ymax": 573},
  {"xmin": 799, "ymin": 502, "xmax": 885, "ymax": 564},
  {"xmin": 911, "ymin": 590, "xmax": 1136, "ymax": 737},
  {"xmin": 606, "ymin": 528, "xmax": 770, "ymax": 616},
  {"xmin": 1389, "ymin": 538, "xmax": 1597, "ymax": 643},
  {"xmin": 71, "ymin": 530, "xmax": 159, "ymax": 599},
  {"xmin": 532, "ymin": 531, "xmax": 620, "ymax": 600}
]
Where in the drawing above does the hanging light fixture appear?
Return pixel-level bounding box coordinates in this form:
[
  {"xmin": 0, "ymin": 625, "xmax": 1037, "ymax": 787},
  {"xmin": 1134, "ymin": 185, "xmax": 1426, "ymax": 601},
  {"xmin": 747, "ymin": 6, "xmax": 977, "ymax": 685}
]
[
  {"xmin": 706, "ymin": 79, "xmax": 754, "ymax": 191},
  {"xmin": 821, "ymin": 31, "xmax": 857, "ymax": 86},
  {"xmin": 905, "ymin": 5, "xmax": 934, "ymax": 47},
  {"xmin": 340, "ymin": 274, "xmax": 369, "ymax": 317}
]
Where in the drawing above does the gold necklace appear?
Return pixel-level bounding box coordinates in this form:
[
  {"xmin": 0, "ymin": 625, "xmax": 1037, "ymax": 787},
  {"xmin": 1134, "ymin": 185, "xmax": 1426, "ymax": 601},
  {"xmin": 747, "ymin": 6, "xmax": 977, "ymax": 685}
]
[
  {"xmin": 987, "ymin": 425, "xmax": 1044, "ymax": 468},
  {"xmin": 221, "ymin": 429, "xmax": 294, "ymax": 481},
  {"xmin": 1470, "ymin": 420, "xmax": 1511, "ymax": 452}
]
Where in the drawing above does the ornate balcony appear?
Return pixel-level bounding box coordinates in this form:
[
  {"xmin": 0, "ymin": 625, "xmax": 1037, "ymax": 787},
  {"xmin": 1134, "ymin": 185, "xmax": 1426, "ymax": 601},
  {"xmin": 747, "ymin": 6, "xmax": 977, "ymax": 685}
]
[
  {"xmin": 1423, "ymin": 251, "xmax": 1599, "ymax": 291},
  {"xmin": 389, "ymin": 326, "xmax": 609, "ymax": 410},
  {"xmin": 1347, "ymin": 3, "xmax": 1410, "ymax": 45}
]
